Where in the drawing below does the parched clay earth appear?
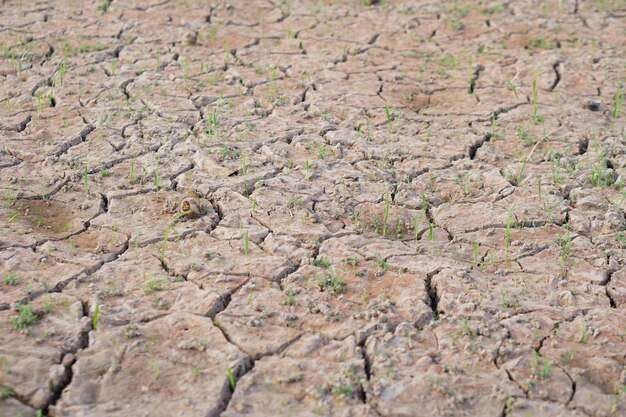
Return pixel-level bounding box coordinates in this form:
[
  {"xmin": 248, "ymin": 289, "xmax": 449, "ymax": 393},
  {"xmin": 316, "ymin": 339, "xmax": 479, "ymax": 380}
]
[{"xmin": 0, "ymin": 0, "xmax": 625, "ymax": 416}]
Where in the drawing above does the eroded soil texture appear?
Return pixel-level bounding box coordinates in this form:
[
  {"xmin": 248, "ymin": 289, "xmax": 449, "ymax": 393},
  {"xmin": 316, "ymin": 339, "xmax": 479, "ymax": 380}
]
[{"xmin": 1, "ymin": 0, "xmax": 625, "ymax": 416}]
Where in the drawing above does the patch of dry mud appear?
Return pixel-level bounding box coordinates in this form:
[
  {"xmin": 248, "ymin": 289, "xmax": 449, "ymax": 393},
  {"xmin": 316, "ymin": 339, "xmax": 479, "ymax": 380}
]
[{"xmin": 1, "ymin": 0, "xmax": 625, "ymax": 416}]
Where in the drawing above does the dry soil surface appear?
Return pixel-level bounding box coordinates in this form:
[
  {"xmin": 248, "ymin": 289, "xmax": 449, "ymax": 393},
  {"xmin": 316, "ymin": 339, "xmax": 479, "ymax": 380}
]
[{"xmin": 1, "ymin": 0, "xmax": 625, "ymax": 416}]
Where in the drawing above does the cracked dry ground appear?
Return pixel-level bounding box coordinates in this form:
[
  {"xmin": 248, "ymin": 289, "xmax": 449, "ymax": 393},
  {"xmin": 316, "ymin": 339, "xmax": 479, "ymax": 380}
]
[{"xmin": 0, "ymin": 0, "xmax": 625, "ymax": 417}]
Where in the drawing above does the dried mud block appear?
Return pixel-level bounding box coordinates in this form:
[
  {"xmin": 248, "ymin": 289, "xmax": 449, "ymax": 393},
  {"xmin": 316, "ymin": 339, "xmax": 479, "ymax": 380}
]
[
  {"xmin": 51, "ymin": 312, "xmax": 250, "ymax": 417},
  {"xmin": 223, "ymin": 334, "xmax": 376, "ymax": 417},
  {"xmin": 365, "ymin": 322, "xmax": 521, "ymax": 417},
  {"xmin": 0, "ymin": 293, "xmax": 87, "ymax": 409}
]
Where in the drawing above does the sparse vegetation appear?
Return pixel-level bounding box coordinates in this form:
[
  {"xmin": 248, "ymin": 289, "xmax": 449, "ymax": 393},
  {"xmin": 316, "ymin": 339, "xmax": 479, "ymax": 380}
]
[
  {"xmin": 0, "ymin": 386, "xmax": 14, "ymax": 400},
  {"xmin": 11, "ymin": 303, "xmax": 39, "ymax": 331},
  {"xmin": 3, "ymin": 272, "xmax": 19, "ymax": 286},
  {"xmin": 92, "ymin": 303, "xmax": 100, "ymax": 330},
  {"xmin": 531, "ymin": 76, "xmax": 544, "ymax": 123},
  {"xmin": 316, "ymin": 272, "xmax": 346, "ymax": 294},
  {"xmin": 375, "ymin": 255, "xmax": 389, "ymax": 271},
  {"xmin": 304, "ymin": 159, "xmax": 311, "ymax": 180},
  {"xmin": 313, "ymin": 257, "xmax": 330, "ymax": 269},
  {"xmin": 531, "ymin": 351, "xmax": 552, "ymax": 379},
  {"xmin": 98, "ymin": 0, "xmax": 110, "ymax": 13},
  {"xmin": 227, "ymin": 368, "xmax": 236, "ymax": 390},
  {"xmin": 614, "ymin": 84, "xmax": 622, "ymax": 119},
  {"xmin": 145, "ymin": 276, "xmax": 167, "ymax": 293},
  {"xmin": 382, "ymin": 190, "xmax": 391, "ymax": 236}
]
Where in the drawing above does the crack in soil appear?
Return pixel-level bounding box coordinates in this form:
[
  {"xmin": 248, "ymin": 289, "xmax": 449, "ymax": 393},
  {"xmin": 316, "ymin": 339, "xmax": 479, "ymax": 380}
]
[
  {"xmin": 468, "ymin": 63, "xmax": 485, "ymax": 94},
  {"xmin": 549, "ymin": 61, "xmax": 562, "ymax": 91}
]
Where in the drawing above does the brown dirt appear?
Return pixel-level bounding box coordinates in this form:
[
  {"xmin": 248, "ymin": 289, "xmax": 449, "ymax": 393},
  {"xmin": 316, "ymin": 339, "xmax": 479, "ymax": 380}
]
[{"xmin": 0, "ymin": 0, "xmax": 625, "ymax": 416}]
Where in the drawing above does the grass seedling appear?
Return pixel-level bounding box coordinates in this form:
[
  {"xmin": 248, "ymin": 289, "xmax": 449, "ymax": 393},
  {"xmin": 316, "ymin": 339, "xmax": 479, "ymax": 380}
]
[
  {"xmin": 92, "ymin": 303, "xmax": 100, "ymax": 330},
  {"xmin": 98, "ymin": 0, "xmax": 110, "ymax": 13},
  {"xmin": 531, "ymin": 76, "xmax": 543, "ymax": 123},
  {"xmin": 243, "ymin": 231, "xmax": 249, "ymax": 256},
  {"xmin": 0, "ymin": 386, "xmax": 13, "ymax": 400},
  {"xmin": 284, "ymin": 293, "xmax": 297, "ymax": 307},
  {"xmin": 506, "ymin": 79, "xmax": 519, "ymax": 101},
  {"xmin": 504, "ymin": 397, "xmax": 514, "ymax": 414},
  {"xmin": 287, "ymin": 196, "xmax": 302, "ymax": 209},
  {"xmin": 8, "ymin": 210, "xmax": 19, "ymax": 223},
  {"xmin": 218, "ymin": 143, "xmax": 229, "ymax": 160},
  {"xmin": 11, "ymin": 303, "xmax": 39, "ymax": 331},
  {"xmin": 83, "ymin": 164, "xmax": 90, "ymax": 195},
  {"xmin": 614, "ymin": 85, "xmax": 622, "ymax": 119},
  {"xmin": 505, "ymin": 206, "xmax": 514, "ymax": 259},
  {"xmin": 382, "ymin": 191, "xmax": 390, "ymax": 236},
  {"xmin": 531, "ymin": 351, "xmax": 552, "ymax": 379},
  {"xmin": 3, "ymin": 272, "xmax": 19, "ymax": 286},
  {"xmin": 43, "ymin": 299, "xmax": 53, "ymax": 314},
  {"xmin": 241, "ymin": 155, "xmax": 248, "ymax": 178},
  {"xmin": 588, "ymin": 163, "xmax": 613, "ymax": 188},
  {"xmin": 153, "ymin": 169, "xmax": 159, "ymax": 201},
  {"xmin": 375, "ymin": 255, "xmax": 389, "ymax": 271},
  {"xmin": 313, "ymin": 257, "xmax": 330, "ymax": 269},
  {"xmin": 428, "ymin": 221, "xmax": 434, "ymax": 252},
  {"xmin": 96, "ymin": 165, "xmax": 108, "ymax": 179},
  {"xmin": 354, "ymin": 123, "xmax": 363, "ymax": 138},
  {"xmin": 144, "ymin": 276, "xmax": 166, "ymax": 293},
  {"xmin": 517, "ymin": 126, "xmax": 535, "ymax": 147},
  {"xmin": 472, "ymin": 242, "xmax": 480, "ymax": 265},
  {"xmin": 37, "ymin": 91, "xmax": 42, "ymax": 114},
  {"xmin": 316, "ymin": 272, "xmax": 346, "ymax": 294},
  {"xmin": 227, "ymin": 368, "xmax": 236, "ymax": 390},
  {"xmin": 182, "ymin": 58, "xmax": 189, "ymax": 79},
  {"xmin": 110, "ymin": 59, "xmax": 116, "ymax": 76},
  {"xmin": 251, "ymin": 197, "xmax": 257, "ymax": 212},
  {"xmin": 460, "ymin": 317, "xmax": 474, "ymax": 338},
  {"xmin": 241, "ymin": 155, "xmax": 248, "ymax": 195},
  {"xmin": 557, "ymin": 226, "xmax": 572, "ymax": 271},
  {"xmin": 59, "ymin": 60, "xmax": 66, "ymax": 86},
  {"xmin": 385, "ymin": 103, "xmax": 394, "ymax": 131},
  {"xmin": 3, "ymin": 187, "xmax": 15, "ymax": 208},
  {"xmin": 353, "ymin": 210, "xmax": 360, "ymax": 228},
  {"xmin": 578, "ymin": 319, "xmax": 587, "ymax": 343},
  {"xmin": 413, "ymin": 213, "xmax": 419, "ymax": 251},
  {"xmin": 129, "ymin": 161, "xmax": 136, "ymax": 184},
  {"xmin": 304, "ymin": 159, "xmax": 310, "ymax": 180},
  {"xmin": 125, "ymin": 324, "xmax": 140, "ymax": 339},
  {"xmin": 316, "ymin": 144, "xmax": 326, "ymax": 159}
]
